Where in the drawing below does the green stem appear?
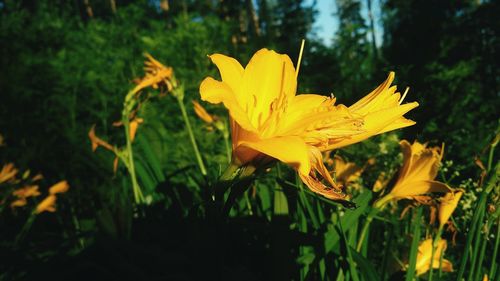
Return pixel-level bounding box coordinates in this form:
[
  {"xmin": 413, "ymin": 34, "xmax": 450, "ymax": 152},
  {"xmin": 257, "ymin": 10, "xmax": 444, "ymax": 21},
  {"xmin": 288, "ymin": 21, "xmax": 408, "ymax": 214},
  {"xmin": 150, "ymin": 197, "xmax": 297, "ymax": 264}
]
[
  {"xmin": 338, "ymin": 210, "xmax": 361, "ymax": 281},
  {"xmin": 467, "ymin": 203, "xmax": 486, "ymax": 281},
  {"xmin": 474, "ymin": 228, "xmax": 489, "ymax": 281},
  {"xmin": 356, "ymin": 208, "xmax": 379, "ymax": 252},
  {"xmin": 428, "ymin": 225, "xmax": 443, "ymax": 281},
  {"xmin": 489, "ymin": 217, "xmax": 500, "ymax": 280},
  {"xmin": 177, "ymin": 96, "xmax": 207, "ymax": 177},
  {"xmin": 123, "ymin": 118, "xmax": 144, "ymax": 204},
  {"xmin": 487, "ymin": 135, "xmax": 497, "ymax": 172},
  {"xmin": 14, "ymin": 213, "xmax": 36, "ymax": 246},
  {"xmin": 297, "ymin": 180, "xmax": 320, "ymax": 229},
  {"xmin": 406, "ymin": 207, "xmax": 423, "ymax": 281}
]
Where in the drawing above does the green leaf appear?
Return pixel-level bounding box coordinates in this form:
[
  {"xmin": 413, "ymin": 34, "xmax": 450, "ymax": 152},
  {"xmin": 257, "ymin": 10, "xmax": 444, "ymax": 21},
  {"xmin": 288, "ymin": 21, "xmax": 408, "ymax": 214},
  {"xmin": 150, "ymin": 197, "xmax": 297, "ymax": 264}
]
[
  {"xmin": 349, "ymin": 246, "xmax": 382, "ymax": 281},
  {"xmin": 325, "ymin": 191, "xmax": 373, "ymax": 253}
]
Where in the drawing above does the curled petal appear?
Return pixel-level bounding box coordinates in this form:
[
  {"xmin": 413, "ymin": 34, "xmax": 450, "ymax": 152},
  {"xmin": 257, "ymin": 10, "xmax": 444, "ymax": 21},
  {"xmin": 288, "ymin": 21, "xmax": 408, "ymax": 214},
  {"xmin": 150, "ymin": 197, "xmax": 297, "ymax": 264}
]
[
  {"xmin": 88, "ymin": 125, "xmax": 114, "ymax": 152},
  {"xmin": 298, "ymin": 148, "xmax": 355, "ymax": 208},
  {"xmin": 200, "ymin": 77, "xmax": 256, "ymax": 133}
]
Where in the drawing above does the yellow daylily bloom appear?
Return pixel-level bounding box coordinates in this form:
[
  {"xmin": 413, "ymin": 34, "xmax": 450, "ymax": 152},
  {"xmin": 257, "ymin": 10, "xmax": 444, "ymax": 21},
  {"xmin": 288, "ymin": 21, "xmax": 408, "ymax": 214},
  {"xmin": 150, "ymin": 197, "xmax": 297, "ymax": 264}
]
[
  {"xmin": 438, "ymin": 190, "xmax": 463, "ymax": 228},
  {"xmin": 10, "ymin": 198, "xmax": 27, "ymax": 208},
  {"xmin": 131, "ymin": 53, "xmax": 174, "ymax": 95},
  {"xmin": 200, "ymin": 48, "xmax": 418, "ymax": 202},
  {"xmin": 0, "ymin": 163, "xmax": 18, "ymax": 184},
  {"xmin": 193, "ymin": 100, "xmax": 215, "ymax": 124},
  {"xmin": 374, "ymin": 140, "xmax": 451, "ymax": 208},
  {"xmin": 413, "ymin": 238, "xmax": 453, "ymax": 276},
  {"xmin": 35, "ymin": 195, "xmax": 57, "ymax": 214},
  {"xmin": 49, "ymin": 180, "xmax": 70, "ymax": 195},
  {"xmin": 326, "ymin": 154, "xmax": 364, "ymax": 186},
  {"xmin": 0, "ymin": 134, "xmax": 4, "ymax": 146},
  {"xmin": 32, "ymin": 173, "xmax": 44, "ymax": 182},
  {"xmin": 13, "ymin": 185, "xmax": 40, "ymax": 198}
]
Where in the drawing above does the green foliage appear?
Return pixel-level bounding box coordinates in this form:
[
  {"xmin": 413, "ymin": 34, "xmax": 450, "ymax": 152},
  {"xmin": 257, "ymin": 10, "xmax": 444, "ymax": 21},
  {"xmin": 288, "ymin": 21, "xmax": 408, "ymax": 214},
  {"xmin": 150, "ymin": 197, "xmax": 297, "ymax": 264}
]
[{"xmin": 0, "ymin": 0, "xmax": 498, "ymax": 280}]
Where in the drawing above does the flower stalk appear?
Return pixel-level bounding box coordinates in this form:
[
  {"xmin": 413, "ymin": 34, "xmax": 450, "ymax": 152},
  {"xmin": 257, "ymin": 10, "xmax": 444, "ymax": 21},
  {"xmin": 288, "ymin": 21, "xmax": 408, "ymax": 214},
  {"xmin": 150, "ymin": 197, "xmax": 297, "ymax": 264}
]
[
  {"xmin": 427, "ymin": 225, "xmax": 444, "ymax": 281},
  {"xmin": 122, "ymin": 107, "xmax": 144, "ymax": 204},
  {"xmin": 174, "ymin": 86, "xmax": 207, "ymax": 177}
]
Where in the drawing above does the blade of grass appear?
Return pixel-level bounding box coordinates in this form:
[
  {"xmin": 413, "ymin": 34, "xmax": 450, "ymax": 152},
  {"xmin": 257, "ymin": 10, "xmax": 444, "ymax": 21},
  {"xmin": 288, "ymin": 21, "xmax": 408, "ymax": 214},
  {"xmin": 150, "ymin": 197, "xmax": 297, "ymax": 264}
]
[
  {"xmin": 337, "ymin": 210, "xmax": 361, "ymax": 281},
  {"xmin": 489, "ymin": 217, "xmax": 500, "ymax": 280},
  {"xmin": 405, "ymin": 207, "xmax": 423, "ymax": 281},
  {"xmin": 473, "ymin": 229, "xmax": 489, "ymax": 281},
  {"xmin": 467, "ymin": 204, "xmax": 486, "ymax": 281},
  {"xmin": 458, "ymin": 160, "xmax": 498, "ymax": 280}
]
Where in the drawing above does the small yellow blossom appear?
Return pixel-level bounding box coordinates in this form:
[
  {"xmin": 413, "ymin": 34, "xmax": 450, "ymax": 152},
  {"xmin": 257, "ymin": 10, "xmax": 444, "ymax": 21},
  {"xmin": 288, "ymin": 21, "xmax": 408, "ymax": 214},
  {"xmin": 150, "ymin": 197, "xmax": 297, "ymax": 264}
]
[
  {"xmin": 10, "ymin": 198, "xmax": 27, "ymax": 208},
  {"xmin": 131, "ymin": 54, "xmax": 174, "ymax": 95},
  {"xmin": 200, "ymin": 48, "xmax": 418, "ymax": 203},
  {"xmin": 413, "ymin": 238, "xmax": 453, "ymax": 276},
  {"xmin": 35, "ymin": 195, "xmax": 57, "ymax": 214},
  {"xmin": 326, "ymin": 154, "xmax": 364, "ymax": 186},
  {"xmin": 13, "ymin": 185, "xmax": 40, "ymax": 198},
  {"xmin": 193, "ymin": 100, "xmax": 215, "ymax": 124},
  {"xmin": 374, "ymin": 140, "xmax": 451, "ymax": 208},
  {"xmin": 49, "ymin": 180, "xmax": 70, "ymax": 195},
  {"xmin": 0, "ymin": 163, "xmax": 18, "ymax": 184},
  {"xmin": 438, "ymin": 190, "xmax": 463, "ymax": 228},
  {"xmin": 32, "ymin": 173, "xmax": 44, "ymax": 182},
  {"xmin": 129, "ymin": 117, "xmax": 144, "ymax": 142},
  {"xmin": 373, "ymin": 171, "xmax": 391, "ymax": 192}
]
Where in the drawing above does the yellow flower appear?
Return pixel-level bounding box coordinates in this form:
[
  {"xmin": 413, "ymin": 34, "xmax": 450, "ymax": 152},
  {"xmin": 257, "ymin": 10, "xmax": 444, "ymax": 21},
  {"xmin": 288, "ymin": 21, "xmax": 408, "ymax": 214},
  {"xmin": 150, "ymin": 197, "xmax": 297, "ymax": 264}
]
[
  {"xmin": 0, "ymin": 163, "xmax": 18, "ymax": 184},
  {"xmin": 374, "ymin": 140, "xmax": 451, "ymax": 208},
  {"xmin": 35, "ymin": 195, "xmax": 57, "ymax": 214},
  {"xmin": 0, "ymin": 134, "xmax": 4, "ymax": 146},
  {"xmin": 326, "ymin": 154, "xmax": 364, "ymax": 186},
  {"xmin": 13, "ymin": 185, "xmax": 40, "ymax": 198},
  {"xmin": 413, "ymin": 238, "xmax": 453, "ymax": 276},
  {"xmin": 193, "ymin": 100, "xmax": 215, "ymax": 124},
  {"xmin": 373, "ymin": 171, "xmax": 391, "ymax": 192},
  {"xmin": 10, "ymin": 198, "xmax": 27, "ymax": 208},
  {"xmin": 49, "ymin": 180, "xmax": 70, "ymax": 195},
  {"xmin": 200, "ymin": 48, "xmax": 418, "ymax": 202},
  {"xmin": 131, "ymin": 53, "xmax": 174, "ymax": 95},
  {"xmin": 129, "ymin": 117, "xmax": 144, "ymax": 142},
  {"xmin": 438, "ymin": 190, "xmax": 463, "ymax": 228}
]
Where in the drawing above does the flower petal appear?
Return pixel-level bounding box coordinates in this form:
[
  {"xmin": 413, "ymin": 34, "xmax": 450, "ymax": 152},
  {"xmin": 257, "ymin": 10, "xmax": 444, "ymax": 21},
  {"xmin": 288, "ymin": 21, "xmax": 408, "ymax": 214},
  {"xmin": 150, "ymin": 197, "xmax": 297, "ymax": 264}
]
[
  {"xmin": 298, "ymin": 148, "xmax": 355, "ymax": 208},
  {"xmin": 200, "ymin": 77, "xmax": 256, "ymax": 132},
  {"xmin": 391, "ymin": 180, "xmax": 452, "ymax": 199},
  {"xmin": 235, "ymin": 136, "xmax": 310, "ymax": 175},
  {"xmin": 209, "ymin": 53, "xmax": 244, "ymax": 94},
  {"xmin": 242, "ymin": 49, "xmax": 296, "ymax": 127},
  {"xmin": 439, "ymin": 190, "xmax": 463, "ymax": 227},
  {"xmin": 326, "ymin": 102, "xmax": 419, "ymax": 150}
]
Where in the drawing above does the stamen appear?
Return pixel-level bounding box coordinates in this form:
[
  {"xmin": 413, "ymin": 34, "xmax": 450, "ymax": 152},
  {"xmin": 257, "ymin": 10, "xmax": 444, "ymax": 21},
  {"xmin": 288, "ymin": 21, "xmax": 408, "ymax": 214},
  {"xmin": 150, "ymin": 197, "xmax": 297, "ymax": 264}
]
[
  {"xmin": 399, "ymin": 87, "xmax": 410, "ymax": 105},
  {"xmin": 295, "ymin": 39, "xmax": 306, "ymax": 79}
]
